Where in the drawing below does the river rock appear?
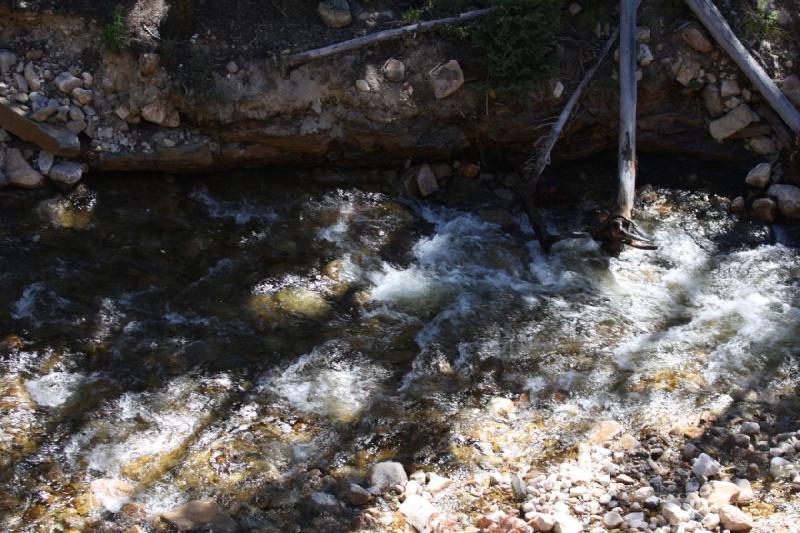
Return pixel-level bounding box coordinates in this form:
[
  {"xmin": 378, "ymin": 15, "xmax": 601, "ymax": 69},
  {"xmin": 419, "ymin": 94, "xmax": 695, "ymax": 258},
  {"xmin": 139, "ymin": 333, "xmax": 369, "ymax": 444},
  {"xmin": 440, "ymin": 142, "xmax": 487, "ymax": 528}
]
[
  {"xmin": 589, "ymin": 420, "xmax": 622, "ymax": 443},
  {"xmin": 719, "ymin": 504, "xmax": 754, "ymax": 531},
  {"xmin": 602, "ymin": 511, "xmax": 623, "ymax": 528},
  {"xmin": 681, "ymin": 26, "xmax": 714, "ymax": 53},
  {"xmin": 767, "ymin": 184, "xmax": 800, "ymax": 219},
  {"xmin": 731, "ymin": 196, "xmax": 745, "ymax": 214},
  {"xmin": 770, "ymin": 456, "xmax": 797, "ymax": 479},
  {"xmin": 415, "ymin": 164, "xmax": 439, "ymax": 197},
  {"xmin": 751, "ymin": 197, "xmax": 776, "ymax": 222},
  {"xmin": 30, "ymin": 101, "xmax": 58, "ymax": 122},
  {"xmin": 750, "ymin": 136, "xmax": 777, "ymax": 155},
  {"xmin": 778, "ymin": 74, "xmax": 800, "ymax": 107},
  {"xmin": 37, "ymin": 151, "xmax": 54, "ymax": 175},
  {"xmin": 54, "ymin": 72, "xmax": 82, "ymax": 93},
  {"xmin": 529, "ymin": 512, "xmax": 555, "ymax": 531},
  {"xmin": 0, "ymin": 49, "xmax": 17, "ymax": 73},
  {"xmin": 5, "ymin": 148, "xmax": 44, "ymax": 188},
  {"xmin": 49, "ymin": 161, "xmax": 83, "ymax": 187},
  {"xmin": 368, "ymin": 461, "xmax": 407, "ymax": 491},
  {"xmin": 161, "ymin": 500, "xmax": 236, "ymax": 533},
  {"xmin": 702, "ymin": 84, "xmax": 725, "ymax": 118},
  {"xmin": 90, "ymin": 478, "xmax": 135, "ymax": 513},
  {"xmin": 383, "ymin": 58, "xmax": 405, "ymax": 82},
  {"xmin": 734, "ymin": 478, "xmax": 755, "ymax": 504},
  {"xmin": 709, "ymin": 104, "xmax": 755, "ymax": 141},
  {"xmin": 24, "ymin": 62, "xmax": 41, "ymax": 92},
  {"xmin": 720, "ymin": 80, "xmax": 741, "ymax": 98},
  {"xmin": 399, "ymin": 494, "xmax": 437, "ymax": 532},
  {"xmin": 427, "ymin": 473, "xmax": 452, "ymax": 495},
  {"xmin": 141, "ymin": 102, "xmax": 168, "ymax": 125},
  {"xmin": 661, "ymin": 502, "xmax": 690, "ymax": 525},
  {"xmin": 430, "ymin": 60, "xmax": 464, "ymax": 100},
  {"xmin": 318, "ymin": 0, "xmax": 352, "ymax": 28},
  {"xmin": 638, "ymin": 44, "xmax": 654, "ymax": 66},
  {"xmin": 702, "ymin": 480, "xmax": 741, "ymax": 507},
  {"xmin": 552, "ymin": 511, "xmax": 582, "ymax": 533},
  {"xmin": 71, "ymin": 87, "xmax": 93, "ymax": 105},
  {"xmin": 740, "ymin": 421, "xmax": 761, "ymax": 435},
  {"xmin": 745, "ymin": 162, "xmax": 771, "ymax": 188},
  {"xmin": 702, "ymin": 512, "xmax": 721, "ymax": 529},
  {"xmin": 139, "ymin": 53, "xmax": 160, "ymax": 76},
  {"xmin": 343, "ymin": 483, "xmax": 371, "ymax": 506},
  {"xmin": 226, "ymin": 61, "xmax": 239, "ymax": 74},
  {"xmin": 355, "ymin": 79, "xmax": 370, "ymax": 92},
  {"xmin": 692, "ymin": 453, "xmax": 721, "ymax": 478}
]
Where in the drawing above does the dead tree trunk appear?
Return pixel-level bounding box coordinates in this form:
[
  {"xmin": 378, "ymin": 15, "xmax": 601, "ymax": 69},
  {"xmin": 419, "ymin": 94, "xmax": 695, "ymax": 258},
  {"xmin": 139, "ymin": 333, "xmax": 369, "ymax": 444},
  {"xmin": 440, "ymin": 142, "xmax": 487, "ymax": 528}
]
[
  {"xmin": 684, "ymin": 0, "xmax": 800, "ymax": 133},
  {"xmin": 615, "ymin": 0, "xmax": 638, "ymax": 222},
  {"xmin": 593, "ymin": 0, "xmax": 655, "ymax": 253}
]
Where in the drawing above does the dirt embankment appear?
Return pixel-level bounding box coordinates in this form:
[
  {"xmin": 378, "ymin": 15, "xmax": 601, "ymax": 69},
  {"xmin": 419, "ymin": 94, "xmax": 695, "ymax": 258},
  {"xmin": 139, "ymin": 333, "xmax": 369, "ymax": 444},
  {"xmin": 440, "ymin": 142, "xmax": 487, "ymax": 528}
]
[{"xmin": 0, "ymin": 0, "xmax": 798, "ymax": 180}]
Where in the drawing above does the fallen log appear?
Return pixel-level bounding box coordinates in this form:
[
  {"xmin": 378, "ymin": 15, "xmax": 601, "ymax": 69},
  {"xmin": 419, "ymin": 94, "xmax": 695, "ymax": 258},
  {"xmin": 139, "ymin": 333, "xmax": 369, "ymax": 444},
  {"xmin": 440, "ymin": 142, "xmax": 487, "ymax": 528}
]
[
  {"xmin": 684, "ymin": 0, "xmax": 800, "ymax": 132},
  {"xmin": 281, "ymin": 8, "xmax": 496, "ymax": 73}
]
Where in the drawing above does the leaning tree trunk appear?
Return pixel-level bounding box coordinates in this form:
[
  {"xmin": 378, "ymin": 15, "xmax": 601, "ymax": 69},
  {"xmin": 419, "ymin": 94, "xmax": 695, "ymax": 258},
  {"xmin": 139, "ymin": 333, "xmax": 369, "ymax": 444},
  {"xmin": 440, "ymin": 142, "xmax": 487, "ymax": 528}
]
[{"xmin": 615, "ymin": 0, "xmax": 638, "ymax": 222}]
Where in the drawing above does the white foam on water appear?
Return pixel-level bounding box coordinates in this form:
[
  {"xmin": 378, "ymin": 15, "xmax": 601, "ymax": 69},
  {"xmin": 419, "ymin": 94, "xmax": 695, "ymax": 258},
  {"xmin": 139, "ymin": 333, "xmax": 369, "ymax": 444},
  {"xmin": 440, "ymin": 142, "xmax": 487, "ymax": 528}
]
[
  {"xmin": 261, "ymin": 342, "xmax": 389, "ymax": 421},
  {"xmin": 189, "ymin": 186, "xmax": 278, "ymax": 224},
  {"xmin": 11, "ymin": 282, "xmax": 46, "ymax": 320},
  {"xmin": 25, "ymin": 372, "xmax": 91, "ymax": 408}
]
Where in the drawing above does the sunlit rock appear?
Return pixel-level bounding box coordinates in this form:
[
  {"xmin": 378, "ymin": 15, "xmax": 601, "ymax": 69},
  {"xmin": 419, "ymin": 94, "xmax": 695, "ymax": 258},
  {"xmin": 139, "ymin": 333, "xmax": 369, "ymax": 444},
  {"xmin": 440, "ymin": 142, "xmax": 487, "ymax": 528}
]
[
  {"xmin": 161, "ymin": 499, "xmax": 237, "ymax": 533},
  {"xmin": 89, "ymin": 478, "xmax": 135, "ymax": 512}
]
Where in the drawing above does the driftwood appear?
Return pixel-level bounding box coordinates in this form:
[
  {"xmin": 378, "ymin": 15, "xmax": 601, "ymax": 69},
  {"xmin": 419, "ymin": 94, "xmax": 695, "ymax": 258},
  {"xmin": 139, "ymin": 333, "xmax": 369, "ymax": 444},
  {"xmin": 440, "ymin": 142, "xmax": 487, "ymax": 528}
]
[
  {"xmin": 281, "ymin": 8, "xmax": 496, "ymax": 73},
  {"xmin": 684, "ymin": 0, "xmax": 800, "ymax": 132}
]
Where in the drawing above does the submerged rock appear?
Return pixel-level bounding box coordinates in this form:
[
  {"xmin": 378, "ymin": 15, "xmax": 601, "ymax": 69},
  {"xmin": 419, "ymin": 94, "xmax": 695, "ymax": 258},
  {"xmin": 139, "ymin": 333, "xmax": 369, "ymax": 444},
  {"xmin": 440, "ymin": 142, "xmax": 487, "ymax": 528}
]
[
  {"xmin": 90, "ymin": 478, "xmax": 135, "ymax": 513},
  {"xmin": 160, "ymin": 500, "xmax": 236, "ymax": 533},
  {"xmin": 368, "ymin": 461, "xmax": 407, "ymax": 491}
]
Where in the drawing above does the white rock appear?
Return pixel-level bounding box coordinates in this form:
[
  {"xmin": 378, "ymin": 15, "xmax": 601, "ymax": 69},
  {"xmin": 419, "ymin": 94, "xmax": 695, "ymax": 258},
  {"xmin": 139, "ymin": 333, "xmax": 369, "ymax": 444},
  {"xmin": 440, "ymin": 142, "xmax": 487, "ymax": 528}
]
[
  {"xmin": 662, "ymin": 501, "xmax": 690, "ymax": 525},
  {"xmin": 719, "ymin": 504, "xmax": 754, "ymax": 531},
  {"xmin": 553, "ymin": 512, "xmax": 582, "ymax": 533},
  {"xmin": 552, "ymin": 80, "xmax": 565, "ymax": 98},
  {"xmin": 488, "ymin": 396, "xmax": 515, "ymax": 417},
  {"xmin": 733, "ymin": 478, "xmax": 755, "ymax": 505},
  {"xmin": 770, "ymin": 456, "xmax": 797, "ymax": 479},
  {"xmin": 399, "ymin": 494, "xmax": 436, "ymax": 532},
  {"xmin": 709, "ymin": 104, "xmax": 754, "ymax": 140},
  {"xmin": 90, "ymin": 478, "xmax": 135, "ymax": 513},
  {"xmin": 638, "ymin": 44, "xmax": 654, "ymax": 66},
  {"xmin": 702, "ymin": 512, "xmax": 720, "ymax": 529},
  {"xmin": 702, "ymin": 480, "xmax": 740, "ymax": 507},
  {"xmin": 355, "ymin": 79, "xmax": 370, "ymax": 92},
  {"xmin": 745, "ymin": 162, "xmax": 772, "ymax": 188},
  {"xmin": 529, "ymin": 512, "xmax": 555, "ymax": 531},
  {"xmin": 24, "ymin": 62, "xmax": 41, "ymax": 91},
  {"xmin": 603, "ymin": 511, "xmax": 623, "ymax": 528},
  {"xmin": 368, "ymin": 461, "xmax": 408, "ymax": 491},
  {"xmin": 426, "ymin": 473, "xmax": 452, "ymax": 495}
]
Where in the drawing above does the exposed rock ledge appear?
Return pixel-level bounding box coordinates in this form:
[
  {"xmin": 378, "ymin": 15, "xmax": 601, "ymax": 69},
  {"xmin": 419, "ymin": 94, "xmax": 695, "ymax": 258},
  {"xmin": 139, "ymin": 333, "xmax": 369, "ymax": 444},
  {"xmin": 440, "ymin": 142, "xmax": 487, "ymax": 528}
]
[{"xmin": 0, "ymin": 4, "xmax": 797, "ymax": 180}]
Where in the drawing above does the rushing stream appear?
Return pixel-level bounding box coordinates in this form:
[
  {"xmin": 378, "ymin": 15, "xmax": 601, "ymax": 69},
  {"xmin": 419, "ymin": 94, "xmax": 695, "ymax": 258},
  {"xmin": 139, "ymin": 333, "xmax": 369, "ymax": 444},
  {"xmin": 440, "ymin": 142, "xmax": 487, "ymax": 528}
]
[{"xmin": 0, "ymin": 170, "xmax": 798, "ymax": 531}]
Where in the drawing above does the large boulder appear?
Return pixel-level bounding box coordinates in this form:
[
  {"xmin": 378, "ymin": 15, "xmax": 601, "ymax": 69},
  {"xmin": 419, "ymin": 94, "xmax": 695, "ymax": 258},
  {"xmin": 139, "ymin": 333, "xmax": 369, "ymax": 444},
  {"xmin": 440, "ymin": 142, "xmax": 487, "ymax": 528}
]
[
  {"xmin": 767, "ymin": 184, "xmax": 800, "ymax": 219},
  {"xmin": 160, "ymin": 500, "xmax": 236, "ymax": 533},
  {"xmin": 430, "ymin": 60, "xmax": 464, "ymax": 100},
  {"xmin": 5, "ymin": 148, "xmax": 44, "ymax": 188},
  {"xmin": 709, "ymin": 104, "xmax": 755, "ymax": 141},
  {"xmin": 318, "ymin": 0, "xmax": 352, "ymax": 28}
]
